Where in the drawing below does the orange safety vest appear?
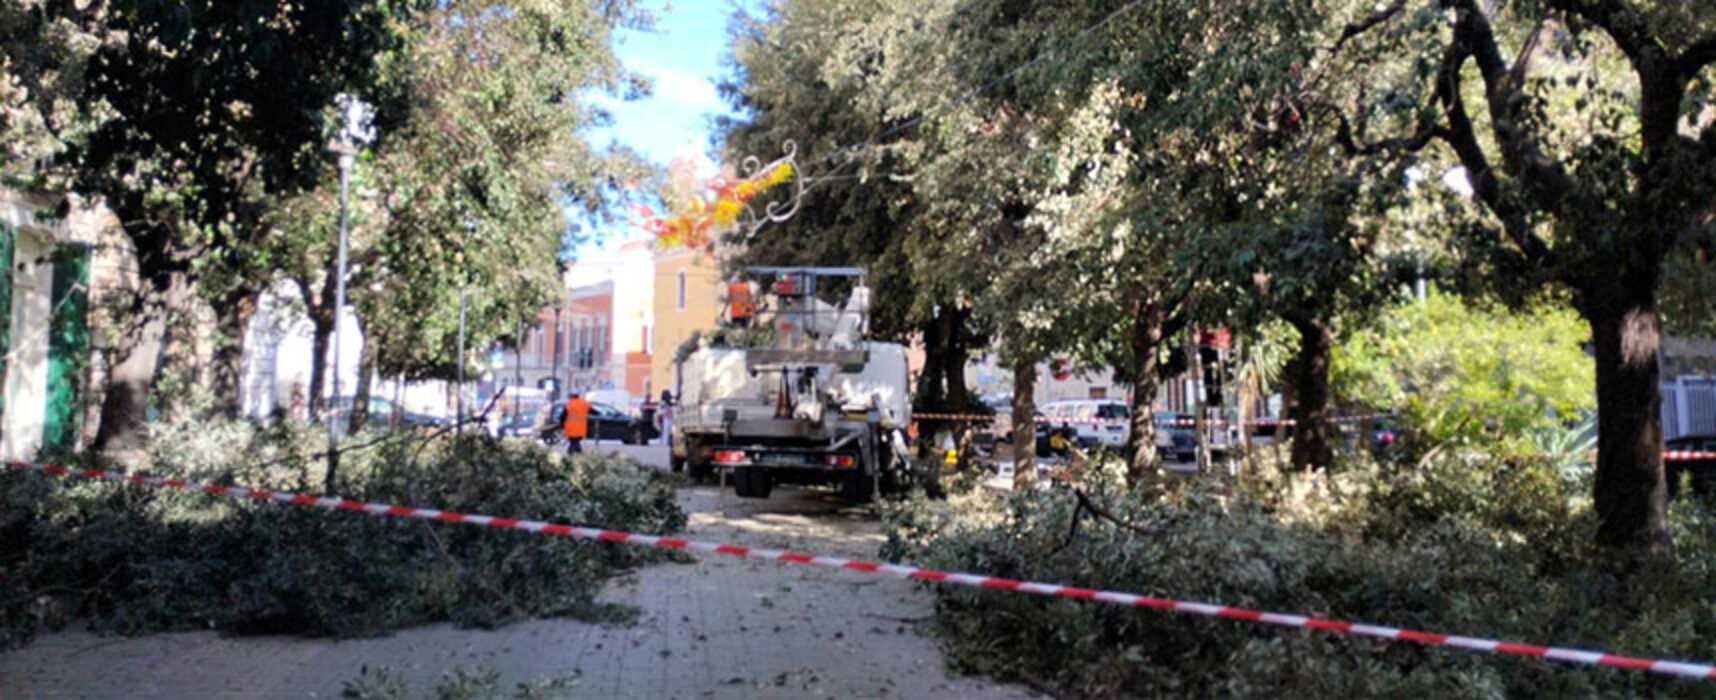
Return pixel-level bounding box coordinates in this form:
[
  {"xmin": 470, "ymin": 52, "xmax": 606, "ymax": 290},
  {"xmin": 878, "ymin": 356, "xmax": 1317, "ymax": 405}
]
[
  {"xmin": 728, "ymin": 281, "xmax": 755, "ymax": 321},
  {"xmin": 563, "ymin": 397, "xmax": 590, "ymax": 439}
]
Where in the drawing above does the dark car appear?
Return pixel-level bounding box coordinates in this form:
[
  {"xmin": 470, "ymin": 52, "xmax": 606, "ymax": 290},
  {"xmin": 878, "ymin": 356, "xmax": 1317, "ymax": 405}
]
[
  {"xmin": 329, "ymin": 396, "xmax": 448, "ymax": 435},
  {"xmin": 1156, "ymin": 412, "xmax": 1197, "ymax": 461},
  {"xmin": 494, "ymin": 411, "xmax": 543, "ymax": 439},
  {"xmin": 993, "ymin": 410, "xmax": 1055, "ymax": 457},
  {"xmin": 535, "ymin": 401, "xmax": 659, "ymax": 445},
  {"xmin": 1666, "ymin": 435, "xmax": 1716, "ymax": 498}
]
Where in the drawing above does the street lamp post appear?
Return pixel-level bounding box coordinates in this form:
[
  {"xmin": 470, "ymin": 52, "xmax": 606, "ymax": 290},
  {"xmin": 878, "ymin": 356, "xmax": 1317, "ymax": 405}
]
[
  {"xmin": 456, "ymin": 278, "xmax": 467, "ymax": 433},
  {"xmin": 326, "ymin": 94, "xmax": 374, "ymax": 493}
]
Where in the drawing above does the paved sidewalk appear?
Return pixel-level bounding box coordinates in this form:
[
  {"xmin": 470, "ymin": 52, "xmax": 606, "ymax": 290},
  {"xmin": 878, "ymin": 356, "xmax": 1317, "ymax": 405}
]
[{"xmin": 0, "ymin": 483, "xmax": 1039, "ymax": 699}]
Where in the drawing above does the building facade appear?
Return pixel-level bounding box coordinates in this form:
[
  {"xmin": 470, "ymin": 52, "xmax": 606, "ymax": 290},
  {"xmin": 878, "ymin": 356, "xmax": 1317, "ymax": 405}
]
[
  {"xmin": 650, "ymin": 245, "xmax": 723, "ymax": 400},
  {"xmin": 0, "ymin": 191, "xmax": 119, "ymax": 459}
]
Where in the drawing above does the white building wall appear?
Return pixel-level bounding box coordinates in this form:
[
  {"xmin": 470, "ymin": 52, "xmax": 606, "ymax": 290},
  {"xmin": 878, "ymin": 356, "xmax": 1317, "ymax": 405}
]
[
  {"xmin": 2, "ymin": 230, "xmax": 54, "ymax": 460},
  {"xmin": 240, "ymin": 285, "xmax": 455, "ymax": 423}
]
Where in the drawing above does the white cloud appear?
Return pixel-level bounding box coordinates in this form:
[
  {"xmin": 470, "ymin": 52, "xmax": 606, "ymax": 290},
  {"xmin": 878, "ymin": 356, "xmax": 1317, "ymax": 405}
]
[{"xmin": 632, "ymin": 59, "xmax": 723, "ymax": 114}]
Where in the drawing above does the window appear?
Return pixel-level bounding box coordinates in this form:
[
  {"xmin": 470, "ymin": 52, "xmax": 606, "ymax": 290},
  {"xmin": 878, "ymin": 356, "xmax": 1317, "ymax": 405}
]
[
  {"xmin": 1096, "ymin": 404, "xmax": 1129, "ymax": 419},
  {"xmin": 676, "ymin": 271, "xmax": 686, "ymax": 310}
]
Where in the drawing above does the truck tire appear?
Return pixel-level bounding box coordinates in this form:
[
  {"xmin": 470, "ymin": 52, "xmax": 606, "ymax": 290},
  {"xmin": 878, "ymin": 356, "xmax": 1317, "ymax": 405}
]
[
  {"xmin": 670, "ymin": 453, "xmax": 685, "ymax": 473},
  {"xmin": 734, "ymin": 467, "xmax": 772, "ymax": 498},
  {"xmin": 840, "ymin": 468, "xmax": 875, "ymax": 503}
]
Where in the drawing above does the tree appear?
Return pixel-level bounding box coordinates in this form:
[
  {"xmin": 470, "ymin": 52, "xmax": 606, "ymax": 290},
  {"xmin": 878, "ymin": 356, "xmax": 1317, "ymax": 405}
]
[
  {"xmin": 1333, "ymin": 288, "xmax": 1596, "ymax": 458},
  {"xmin": 3, "ymin": 1, "xmax": 417, "ymax": 452},
  {"xmin": 263, "ymin": 0, "xmax": 647, "ymax": 433},
  {"xmin": 720, "ymin": 0, "xmax": 1000, "ymax": 468},
  {"xmin": 1338, "ymin": 0, "xmax": 1716, "ymax": 560}
]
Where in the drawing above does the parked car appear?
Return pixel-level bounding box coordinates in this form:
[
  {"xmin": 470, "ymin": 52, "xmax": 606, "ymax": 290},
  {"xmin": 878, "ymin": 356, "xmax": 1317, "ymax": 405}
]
[
  {"xmin": 328, "ymin": 396, "xmax": 447, "ymax": 435},
  {"xmin": 1041, "ymin": 400, "xmax": 1130, "ymax": 449},
  {"xmin": 1666, "ymin": 434, "xmax": 1716, "ymax": 498},
  {"xmin": 993, "ymin": 409, "xmax": 1053, "ymax": 458},
  {"xmin": 493, "ymin": 410, "xmax": 544, "ymax": 439},
  {"xmin": 529, "ymin": 401, "xmax": 660, "ymax": 445},
  {"xmin": 1155, "ymin": 411, "xmax": 1197, "ymax": 461}
]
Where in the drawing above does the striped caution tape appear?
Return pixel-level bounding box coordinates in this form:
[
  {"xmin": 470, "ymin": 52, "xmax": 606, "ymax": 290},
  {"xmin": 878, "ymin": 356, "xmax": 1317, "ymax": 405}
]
[
  {"xmin": 6, "ymin": 461, "xmax": 1716, "ymax": 681},
  {"xmin": 914, "ymin": 414, "xmax": 1393, "ymax": 428}
]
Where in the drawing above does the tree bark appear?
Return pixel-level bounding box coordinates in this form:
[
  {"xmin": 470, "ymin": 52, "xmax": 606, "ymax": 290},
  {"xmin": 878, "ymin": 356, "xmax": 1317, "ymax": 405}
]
[
  {"xmin": 1189, "ymin": 329, "xmax": 1209, "ymax": 474},
  {"xmin": 306, "ymin": 307, "xmax": 334, "ymax": 422},
  {"xmin": 1123, "ymin": 302, "xmax": 1166, "ymax": 482},
  {"xmin": 1286, "ymin": 314, "xmax": 1335, "ymax": 471},
  {"xmin": 1011, "ymin": 359, "xmax": 1037, "ymax": 490},
  {"xmin": 93, "ymin": 268, "xmax": 190, "ymax": 454},
  {"xmin": 208, "ymin": 288, "xmax": 258, "ymax": 419},
  {"xmin": 943, "ymin": 309, "xmax": 974, "ymax": 472},
  {"xmin": 349, "ymin": 328, "xmax": 375, "ymax": 434},
  {"xmin": 1585, "ymin": 280, "xmax": 1673, "ymax": 562}
]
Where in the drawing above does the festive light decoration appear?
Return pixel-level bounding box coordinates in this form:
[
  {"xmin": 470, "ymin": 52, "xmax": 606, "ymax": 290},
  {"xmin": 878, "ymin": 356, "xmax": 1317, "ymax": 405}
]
[{"xmin": 634, "ymin": 142, "xmax": 802, "ymax": 249}]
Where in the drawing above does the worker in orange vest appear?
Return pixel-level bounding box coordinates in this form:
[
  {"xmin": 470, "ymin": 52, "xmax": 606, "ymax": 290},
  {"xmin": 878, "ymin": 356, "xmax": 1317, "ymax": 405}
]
[
  {"xmin": 562, "ymin": 392, "xmax": 591, "ymax": 453},
  {"xmin": 727, "ymin": 279, "xmax": 755, "ymax": 328}
]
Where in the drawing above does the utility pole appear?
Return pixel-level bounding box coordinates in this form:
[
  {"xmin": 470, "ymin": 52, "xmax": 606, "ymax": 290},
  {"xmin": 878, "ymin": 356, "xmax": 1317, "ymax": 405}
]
[{"xmin": 550, "ymin": 307, "xmax": 563, "ymax": 401}]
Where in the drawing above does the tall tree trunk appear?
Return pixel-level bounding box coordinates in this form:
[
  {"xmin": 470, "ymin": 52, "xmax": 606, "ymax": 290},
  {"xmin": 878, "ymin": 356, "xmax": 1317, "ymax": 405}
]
[
  {"xmin": 208, "ymin": 288, "xmax": 258, "ymax": 419},
  {"xmin": 1123, "ymin": 301, "xmax": 1166, "ymax": 482},
  {"xmin": 1189, "ymin": 328, "xmax": 1209, "ymax": 474},
  {"xmin": 1011, "ymin": 358, "xmax": 1037, "ymax": 489},
  {"xmin": 1585, "ymin": 280, "xmax": 1672, "ymax": 562},
  {"xmin": 93, "ymin": 268, "xmax": 189, "ymax": 454},
  {"xmin": 349, "ymin": 328, "xmax": 375, "ymax": 434},
  {"xmin": 942, "ymin": 308, "xmax": 974, "ymax": 471},
  {"xmin": 307, "ymin": 308, "xmax": 334, "ymax": 422},
  {"xmin": 1285, "ymin": 314, "xmax": 1334, "ymax": 471},
  {"xmin": 914, "ymin": 317, "xmax": 946, "ymax": 456}
]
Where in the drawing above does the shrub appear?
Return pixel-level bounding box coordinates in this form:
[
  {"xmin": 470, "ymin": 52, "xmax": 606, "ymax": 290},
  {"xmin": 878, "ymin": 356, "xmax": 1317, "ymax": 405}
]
[
  {"xmin": 1332, "ymin": 290, "xmax": 1595, "ymax": 463},
  {"xmin": 0, "ymin": 423, "xmax": 685, "ymax": 648},
  {"xmin": 883, "ymin": 464, "xmax": 1716, "ymax": 698}
]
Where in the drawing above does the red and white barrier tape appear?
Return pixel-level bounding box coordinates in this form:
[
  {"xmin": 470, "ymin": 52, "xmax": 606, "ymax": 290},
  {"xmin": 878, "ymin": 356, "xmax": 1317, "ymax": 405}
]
[{"xmin": 6, "ymin": 461, "xmax": 1715, "ymax": 681}]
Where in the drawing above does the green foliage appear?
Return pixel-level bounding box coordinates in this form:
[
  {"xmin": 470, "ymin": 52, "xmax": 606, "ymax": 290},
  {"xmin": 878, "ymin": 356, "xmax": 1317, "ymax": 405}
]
[
  {"xmin": 342, "ymin": 664, "xmax": 583, "ymax": 700},
  {"xmin": 1333, "ymin": 290, "xmax": 1594, "ymax": 459},
  {"xmin": 885, "ymin": 467, "xmax": 1716, "ymax": 698},
  {"xmin": 343, "ymin": 665, "xmax": 409, "ymax": 700},
  {"xmin": 0, "ymin": 421, "xmax": 685, "ymax": 649},
  {"xmin": 269, "ymin": 0, "xmax": 652, "ymax": 381}
]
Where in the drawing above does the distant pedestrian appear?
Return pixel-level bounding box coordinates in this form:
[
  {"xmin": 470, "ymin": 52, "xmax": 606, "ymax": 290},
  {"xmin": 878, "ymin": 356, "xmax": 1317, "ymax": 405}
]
[
  {"xmin": 658, "ymin": 390, "xmax": 675, "ymax": 446},
  {"xmin": 563, "ymin": 392, "xmax": 591, "ymax": 454}
]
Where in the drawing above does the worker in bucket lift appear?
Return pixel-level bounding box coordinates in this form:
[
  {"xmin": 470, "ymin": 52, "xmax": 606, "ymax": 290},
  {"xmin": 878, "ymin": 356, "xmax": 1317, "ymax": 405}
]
[
  {"xmin": 562, "ymin": 392, "xmax": 590, "ymax": 453},
  {"xmin": 726, "ymin": 277, "xmax": 756, "ymax": 328}
]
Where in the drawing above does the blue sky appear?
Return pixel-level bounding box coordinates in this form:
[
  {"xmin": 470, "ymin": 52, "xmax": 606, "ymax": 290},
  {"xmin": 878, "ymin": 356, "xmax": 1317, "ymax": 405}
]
[{"xmin": 578, "ymin": 1, "xmax": 757, "ymax": 251}]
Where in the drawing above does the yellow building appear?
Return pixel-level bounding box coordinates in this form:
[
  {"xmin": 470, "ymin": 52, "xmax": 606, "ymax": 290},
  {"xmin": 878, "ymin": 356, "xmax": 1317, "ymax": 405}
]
[{"xmin": 650, "ymin": 246, "xmax": 723, "ymax": 399}]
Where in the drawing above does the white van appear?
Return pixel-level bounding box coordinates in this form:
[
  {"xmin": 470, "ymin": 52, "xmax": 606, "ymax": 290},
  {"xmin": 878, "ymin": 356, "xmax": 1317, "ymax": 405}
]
[{"xmin": 1040, "ymin": 400, "xmax": 1130, "ymax": 449}]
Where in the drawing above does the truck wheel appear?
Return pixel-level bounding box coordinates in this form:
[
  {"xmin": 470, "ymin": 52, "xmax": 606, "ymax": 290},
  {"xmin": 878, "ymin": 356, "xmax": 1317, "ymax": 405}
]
[
  {"xmin": 840, "ymin": 468, "xmax": 875, "ymax": 503},
  {"xmin": 689, "ymin": 460, "xmax": 714, "ymax": 481},
  {"xmin": 734, "ymin": 467, "xmax": 772, "ymax": 498},
  {"xmin": 670, "ymin": 453, "xmax": 685, "ymax": 473}
]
